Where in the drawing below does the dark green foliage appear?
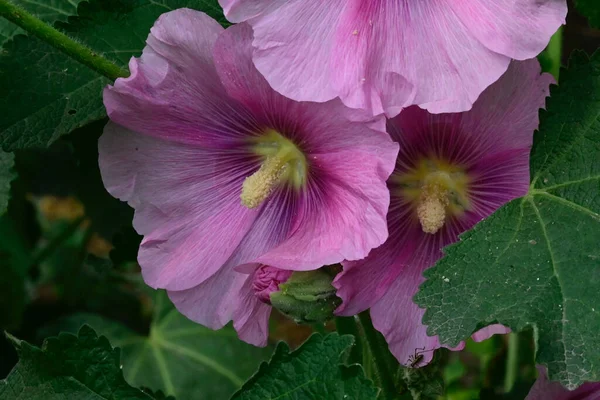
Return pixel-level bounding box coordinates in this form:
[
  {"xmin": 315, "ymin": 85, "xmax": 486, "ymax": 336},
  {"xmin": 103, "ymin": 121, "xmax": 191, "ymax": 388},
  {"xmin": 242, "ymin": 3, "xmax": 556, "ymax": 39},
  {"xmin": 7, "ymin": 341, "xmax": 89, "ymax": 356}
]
[
  {"xmin": 415, "ymin": 51, "xmax": 600, "ymax": 389},
  {"xmin": 0, "ymin": 326, "xmax": 158, "ymax": 399},
  {"xmin": 576, "ymin": 0, "xmax": 600, "ymax": 28},
  {"xmin": 232, "ymin": 333, "xmax": 379, "ymax": 400},
  {"xmin": 40, "ymin": 291, "xmax": 273, "ymax": 399},
  {"xmin": 0, "ymin": 0, "xmax": 227, "ymax": 151}
]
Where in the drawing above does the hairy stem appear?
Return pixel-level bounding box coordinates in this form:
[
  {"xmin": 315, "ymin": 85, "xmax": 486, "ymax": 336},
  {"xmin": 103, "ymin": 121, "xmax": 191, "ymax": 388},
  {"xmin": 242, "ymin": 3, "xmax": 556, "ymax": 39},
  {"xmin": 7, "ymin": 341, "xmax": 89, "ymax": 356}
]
[
  {"xmin": 358, "ymin": 311, "xmax": 400, "ymax": 400},
  {"xmin": 0, "ymin": 0, "xmax": 128, "ymax": 80}
]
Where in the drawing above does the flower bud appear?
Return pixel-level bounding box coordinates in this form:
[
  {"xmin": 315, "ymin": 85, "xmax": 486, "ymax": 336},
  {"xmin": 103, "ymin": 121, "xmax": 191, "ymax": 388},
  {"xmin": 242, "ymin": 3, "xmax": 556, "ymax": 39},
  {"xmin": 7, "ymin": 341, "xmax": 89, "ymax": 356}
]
[
  {"xmin": 269, "ymin": 265, "xmax": 341, "ymax": 324},
  {"xmin": 252, "ymin": 265, "xmax": 293, "ymax": 305}
]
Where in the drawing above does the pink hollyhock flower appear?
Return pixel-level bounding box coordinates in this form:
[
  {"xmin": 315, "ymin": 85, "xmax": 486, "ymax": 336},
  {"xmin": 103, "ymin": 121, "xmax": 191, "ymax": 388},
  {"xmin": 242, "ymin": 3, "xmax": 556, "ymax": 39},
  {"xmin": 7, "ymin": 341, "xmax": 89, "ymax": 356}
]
[
  {"xmin": 98, "ymin": 9, "xmax": 398, "ymax": 346},
  {"xmin": 219, "ymin": 0, "xmax": 566, "ymax": 117},
  {"xmin": 526, "ymin": 367, "xmax": 600, "ymax": 399},
  {"xmin": 334, "ymin": 59, "xmax": 554, "ymax": 365}
]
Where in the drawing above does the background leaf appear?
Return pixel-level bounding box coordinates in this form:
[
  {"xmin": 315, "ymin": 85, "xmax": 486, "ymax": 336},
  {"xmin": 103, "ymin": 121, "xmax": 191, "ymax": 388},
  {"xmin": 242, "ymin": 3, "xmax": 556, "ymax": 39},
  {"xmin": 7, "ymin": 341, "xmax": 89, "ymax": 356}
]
[
  {"xmin": 0, "ymin": 150, "xmax": 16, "ymax": 214},
  {"xmin": 232, "ymin": 333, "xmax": 379, "ymax": 400},
  {"xmin": 0, "ymin": 326, "xmax": 158, "ymax": 399},
  {"xmin": 0, "ymin": 0, "xmax": 86, "ymax": 44},
  {"xmin": 41, "ymin": 291, "xmax": 273, "ymax": 399},
  {"xmin": 414, "ymin": 51, "xmax": 600, "ymax": 389},
  {"xmin": 0, "ymin": 0, "xmax": 227, "ymax": 151},
  {"xmin": 576, "ymin": 0, "xmax": 600, "ymax": 29},
  {"xmin": 0, "ymin": 213, "xmax": 30, "ymax": 330}
]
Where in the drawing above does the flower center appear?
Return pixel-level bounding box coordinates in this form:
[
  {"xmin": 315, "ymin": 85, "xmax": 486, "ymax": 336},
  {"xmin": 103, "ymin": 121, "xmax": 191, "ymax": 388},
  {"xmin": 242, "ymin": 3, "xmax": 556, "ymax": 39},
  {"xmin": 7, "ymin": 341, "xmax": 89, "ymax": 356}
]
[
  {"xmin": 394, "ymin": 159, "xmax": 471, "ymax": 234},
  {"xmin": 240, "ymin": 130, "xmax": 307, "ymax": 209}
]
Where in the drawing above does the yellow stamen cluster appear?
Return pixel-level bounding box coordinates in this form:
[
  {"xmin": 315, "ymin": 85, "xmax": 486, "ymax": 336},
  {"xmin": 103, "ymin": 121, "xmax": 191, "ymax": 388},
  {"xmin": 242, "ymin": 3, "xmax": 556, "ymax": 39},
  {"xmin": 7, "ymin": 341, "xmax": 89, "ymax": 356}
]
[
  {"xmin": 240, "ymin": 130, "xmax": 307, "ymax": 209},
  {"xmin": 393, "ymin": 159, "xmax": 471, "ymax": 234},
  {"xmin": 417, "ymin": 185, "xmax": 449, "ymax": 234}
]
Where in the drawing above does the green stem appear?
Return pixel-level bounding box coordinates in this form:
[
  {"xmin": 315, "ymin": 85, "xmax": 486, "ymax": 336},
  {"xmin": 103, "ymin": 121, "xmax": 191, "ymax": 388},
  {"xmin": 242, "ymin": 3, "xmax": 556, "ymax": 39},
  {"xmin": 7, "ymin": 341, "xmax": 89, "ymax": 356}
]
[
  {"xmin": 28, "ymin": 216, "xmax": 86, "ymax": 269},
  {"xmin": 0, "ymin": 0, "xmax": 128, "ymax": 80},
  {"xmin": 503, "ymin": 333, "xmax": 519, "ymax": 394},
  {"xmin": 335, "ymin": 316, "xmax": 363, "ymax": 365},
  {"xmin": 358, "ymin": 311, "xmax": 399, "ymax": 400},
  {"xmin": 546, "ymin": 26, "xmax": 563, "ymax": 81}
]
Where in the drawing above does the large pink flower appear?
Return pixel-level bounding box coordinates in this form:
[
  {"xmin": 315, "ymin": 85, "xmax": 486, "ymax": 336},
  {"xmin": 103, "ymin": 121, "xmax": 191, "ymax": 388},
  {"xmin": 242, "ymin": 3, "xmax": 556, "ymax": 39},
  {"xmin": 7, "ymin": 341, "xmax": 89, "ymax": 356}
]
[
  {"xmin": 219, "ymin": 0, "xmax": 566, "ymax": 117},
  {"xmin": 98, "ymin": 9, "xmax": 398, "ymax": 346},
  {"xmin": 526, "ymin": 367, "xmax": 600, "ymax": 400},
  {"xmin": 334, "ymin": 59, "xmax": 554, "ymax": 365}
]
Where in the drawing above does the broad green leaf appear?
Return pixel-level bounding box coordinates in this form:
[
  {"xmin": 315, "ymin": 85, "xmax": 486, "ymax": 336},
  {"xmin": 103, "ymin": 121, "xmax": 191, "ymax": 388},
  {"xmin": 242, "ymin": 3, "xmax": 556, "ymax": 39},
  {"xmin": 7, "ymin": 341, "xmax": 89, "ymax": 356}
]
[
  {"xmin": 232, "ymin": 333, "xmax": 379, "ymax": 400},
  {"xmin": 42, "ymin": 291, "xmax": 272, "ymax": 399},
  {"xmin": 0, "ymin": 150, "xmax": 16, "ymax": 213},
  {"xmin": 0, "ymin": 0, "xmax": 227, "ymax": 151},
  {"xmin": 576, "ymin": 0, "xmax": 600, "ymax": 28},
  {"xmin": 0, "ymin": 326, "xmax": 158, "ymax": 399},
  {"xmin": 0, "ymin": 0, "xmax": 86, "ymax": 44},
  {"xmin": 415, "ymin": 51, "xmax": 600, "ymax": 389}
]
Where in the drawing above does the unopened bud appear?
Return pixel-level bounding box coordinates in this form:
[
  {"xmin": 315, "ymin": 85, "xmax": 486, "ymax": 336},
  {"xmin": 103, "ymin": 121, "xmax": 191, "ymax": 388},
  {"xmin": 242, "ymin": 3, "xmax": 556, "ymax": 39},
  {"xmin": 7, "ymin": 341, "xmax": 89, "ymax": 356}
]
[
  {"xmin": 252, "ymin": 265, "xmax": 293, "ymax": 305},
  {"xmin": 269, "ymin": 265, "xmax": 341, "ymax": 324}
]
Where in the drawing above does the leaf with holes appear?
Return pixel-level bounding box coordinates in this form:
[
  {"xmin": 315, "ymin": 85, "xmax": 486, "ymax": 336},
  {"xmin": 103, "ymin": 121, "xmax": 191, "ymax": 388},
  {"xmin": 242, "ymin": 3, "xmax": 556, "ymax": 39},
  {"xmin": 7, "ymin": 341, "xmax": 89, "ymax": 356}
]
[
  {"xmin": 0, "ymin": 326, "xmax": 160, "ymax": 399},
  {"xmin": 414, "ymin": 51, "xmax": 600, "ymax": 389},
  {"xmin": 0, "ymin": 0, "xmax": 227, "ymax": 151},
  {"xmin": 0, "ymin": 0, "xmax": 87, "ymax": 44},
  {"xmin": 41, "ymin": 291, "xmax": 273, "ymax": 399}
]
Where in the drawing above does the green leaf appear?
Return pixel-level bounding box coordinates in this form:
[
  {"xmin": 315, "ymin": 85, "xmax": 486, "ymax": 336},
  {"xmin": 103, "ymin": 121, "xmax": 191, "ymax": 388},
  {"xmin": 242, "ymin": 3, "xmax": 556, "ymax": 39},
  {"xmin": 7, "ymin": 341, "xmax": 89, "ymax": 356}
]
[
  {"xmin": 0, "ymin": 150, "xmax": 16, "ymax": 214},
  {"xmin": 41, "ymin": 291, "xmax": 273, "ymax": 399},
  {"xmin": 0, "ymin": 212, "xmax": 30, "ymax": 330},
  {"xmin": 414, "ymin": 51, "xmax": 600, "ymax": 389},
  {"xmin": 0, "ymin": 252, "xmax": 25, "ymax": 329},
  {"xmin": 0, "ymin": 326, "xmax": 159, "ymax": 399},
  {"xmin": 232, "ymin": 333, "xmax": 379, "ymax": 400},
  {"xmin": 0, "ymin": 0, "xmax": 227, "ymax": 151},
  {"xmin": 0, "ymin": 0, "xmax": 86, "ymax": 44},
  {"xmin": 576, "ymin": 0, "xmax": 600, "ymax": 29}
]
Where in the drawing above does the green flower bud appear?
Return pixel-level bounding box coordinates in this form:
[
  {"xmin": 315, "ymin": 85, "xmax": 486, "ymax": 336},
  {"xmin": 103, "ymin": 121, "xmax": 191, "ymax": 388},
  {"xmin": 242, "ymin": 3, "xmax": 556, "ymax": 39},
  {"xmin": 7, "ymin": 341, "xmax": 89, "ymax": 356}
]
[{"xmin": 269, "ymin": 265, "xmax": 341, "ymax": 324}]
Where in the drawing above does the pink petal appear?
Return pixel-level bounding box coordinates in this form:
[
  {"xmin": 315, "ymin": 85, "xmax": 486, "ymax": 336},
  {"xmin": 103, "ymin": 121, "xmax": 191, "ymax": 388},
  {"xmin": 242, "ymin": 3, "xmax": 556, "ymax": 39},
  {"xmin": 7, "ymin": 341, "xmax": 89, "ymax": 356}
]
[
  {"xmin": 251, "ymin": 0, "xmax": 345, "ymax": 104},
  {"xmin": 527, "ymin": 367, "xmax": 600, "ymax": 400},
  {"xmin": 214, "ymin": 21, "xmax": 388, "ymax": 141},
  {"xmin": 239, "ymin": 0, "xmax": 562, "ymax": 116},
  {"xmin": 169, "ymin": 267, "xmax": 271, "ymax": 346},
  {"xmin": 103, "ymin": 9, "xmax": 250, "ymax": 147},
  {"xmin": 98, "ymin": 123, "xmax": 261, "ymax": 291},
  {"xmin": 256, "ymin": 144, "xmax": 398, "ymax": 270},
  {"xmin": 459, "ymin": 59, "xmax": 555, "ymax": 154},
  {"xmin": 450, "ymin": 0, "xmax": 567, "ymax": 61},
  {"xmin": 219, "ymin": 0, "xmax": 287, "ymax": 23}
]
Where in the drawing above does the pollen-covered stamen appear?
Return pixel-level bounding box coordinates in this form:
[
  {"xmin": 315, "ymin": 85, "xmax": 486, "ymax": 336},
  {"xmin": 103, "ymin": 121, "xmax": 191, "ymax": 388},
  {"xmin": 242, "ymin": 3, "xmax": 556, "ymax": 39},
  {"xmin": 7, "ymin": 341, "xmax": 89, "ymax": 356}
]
[
  {"xmin": 241, "ymin": 155, "xmax": 288, "ymax": 208},
  {"xmin": 395, "ymin": 160, "xmax": 471, "ymax": 235},
  {"xmin": 417, "ymin": 182, "xmax": 449, "ymax": 234},
  {"xmin": 240, "ymin": 130, "xmax": 307, "ymax": 209}
]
